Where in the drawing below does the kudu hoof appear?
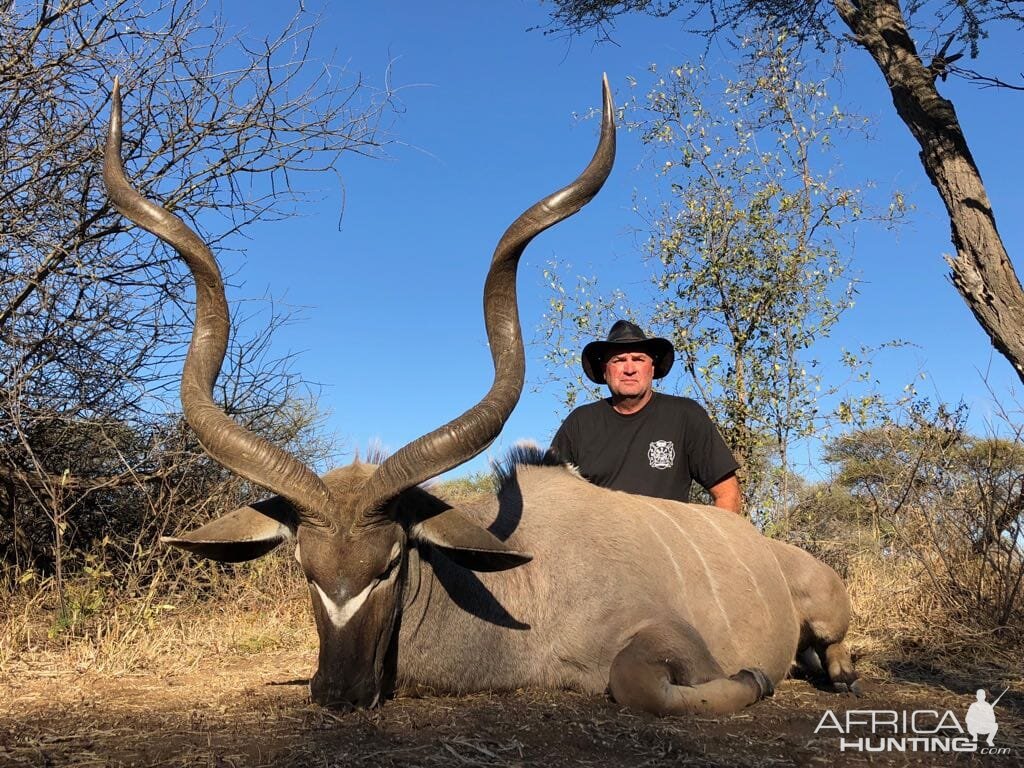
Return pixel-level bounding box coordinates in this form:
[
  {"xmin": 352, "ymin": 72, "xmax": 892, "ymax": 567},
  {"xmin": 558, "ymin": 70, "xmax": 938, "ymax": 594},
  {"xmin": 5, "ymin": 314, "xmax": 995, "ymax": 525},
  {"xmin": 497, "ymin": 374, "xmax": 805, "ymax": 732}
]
[
  {"xmin": 840, "ymin": 678, "xmax": 864, "ymax": 697},
  {"xmin": 734, "ymin": 667, "xmax": 775, "ymax": 699}
]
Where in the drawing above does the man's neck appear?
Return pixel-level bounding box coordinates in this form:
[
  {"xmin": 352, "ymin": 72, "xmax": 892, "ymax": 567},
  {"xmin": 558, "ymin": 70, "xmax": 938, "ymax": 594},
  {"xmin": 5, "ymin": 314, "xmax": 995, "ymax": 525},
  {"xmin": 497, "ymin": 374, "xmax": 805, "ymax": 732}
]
[{"xmin": 610, "ymin": 390, "xmax": 654, "ymax": 415}]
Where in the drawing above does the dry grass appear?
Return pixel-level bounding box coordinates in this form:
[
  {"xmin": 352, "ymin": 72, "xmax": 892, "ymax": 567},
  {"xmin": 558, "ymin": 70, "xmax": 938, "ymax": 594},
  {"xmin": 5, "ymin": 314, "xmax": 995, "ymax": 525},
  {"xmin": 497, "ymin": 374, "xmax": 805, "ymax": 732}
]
[
  {"xmin": 839, "ymin": 549, "xmax": 1022, "ymax": 687},
  {"xmin": 0, "ymin": 552, "xmax": 315, "ymax": 676}
]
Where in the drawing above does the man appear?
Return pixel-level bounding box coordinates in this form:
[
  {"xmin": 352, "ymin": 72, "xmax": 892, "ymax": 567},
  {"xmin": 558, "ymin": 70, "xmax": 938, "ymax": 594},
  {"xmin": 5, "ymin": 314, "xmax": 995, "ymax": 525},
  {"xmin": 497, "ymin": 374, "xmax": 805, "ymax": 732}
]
[{"xmin": 551, "ymin": 320, "xmax": 742, "ymax": 513}]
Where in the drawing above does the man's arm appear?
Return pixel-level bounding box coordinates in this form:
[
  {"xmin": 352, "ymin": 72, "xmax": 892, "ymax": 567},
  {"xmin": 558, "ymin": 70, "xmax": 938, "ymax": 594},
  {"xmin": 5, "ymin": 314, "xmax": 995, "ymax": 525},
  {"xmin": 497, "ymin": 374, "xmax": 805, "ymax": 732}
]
[
  {"xmin": 708, "ymin": 472, "xmax": 742, "ymax": 514},
  {"xmin": 679, "ymin": 398, "xmax": 740, "ymax": 511}
]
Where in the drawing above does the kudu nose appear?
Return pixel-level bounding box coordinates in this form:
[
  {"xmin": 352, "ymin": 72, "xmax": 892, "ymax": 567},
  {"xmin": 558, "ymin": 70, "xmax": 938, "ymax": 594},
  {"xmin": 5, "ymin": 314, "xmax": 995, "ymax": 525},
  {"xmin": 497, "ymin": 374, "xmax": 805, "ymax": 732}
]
[{"xmin": 310, "ymin": 670, "xmax": 379, "ymax": 710}]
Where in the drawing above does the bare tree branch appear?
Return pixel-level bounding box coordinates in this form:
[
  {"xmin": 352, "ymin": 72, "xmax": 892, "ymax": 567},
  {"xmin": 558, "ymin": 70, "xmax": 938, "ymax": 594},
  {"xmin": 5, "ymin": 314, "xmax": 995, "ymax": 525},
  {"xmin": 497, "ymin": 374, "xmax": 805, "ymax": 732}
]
[{"xmin": 0, "ymin": 0, "xmax": 380, "ymax": 574}]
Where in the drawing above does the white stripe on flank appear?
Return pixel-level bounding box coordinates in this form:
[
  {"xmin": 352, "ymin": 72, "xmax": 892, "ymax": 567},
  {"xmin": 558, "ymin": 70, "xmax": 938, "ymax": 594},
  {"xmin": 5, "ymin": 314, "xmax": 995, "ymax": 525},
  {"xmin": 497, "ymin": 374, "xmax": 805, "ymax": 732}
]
[
  {"xmin": 637, "ymin": 498, "xmax": 737, "ymax": 644},
  {"xmin": 696, "ymin": 509, "xmax": 771, "ymax": 624},
  {"xmin": 644, "ymin": 518, "xmax": 686, "ymax": 596}
]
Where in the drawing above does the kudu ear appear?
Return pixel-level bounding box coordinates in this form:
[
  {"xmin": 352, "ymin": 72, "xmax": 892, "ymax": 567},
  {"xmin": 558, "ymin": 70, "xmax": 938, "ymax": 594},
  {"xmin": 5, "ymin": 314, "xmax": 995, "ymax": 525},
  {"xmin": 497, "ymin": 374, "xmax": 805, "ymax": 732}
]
[
  {"xmin": 412, "ymin": 506, "xmax": 532, "ymax": 573},
  {"xmin": 162, "ymin": 496, "xmax": 298, "ymax": 563}
]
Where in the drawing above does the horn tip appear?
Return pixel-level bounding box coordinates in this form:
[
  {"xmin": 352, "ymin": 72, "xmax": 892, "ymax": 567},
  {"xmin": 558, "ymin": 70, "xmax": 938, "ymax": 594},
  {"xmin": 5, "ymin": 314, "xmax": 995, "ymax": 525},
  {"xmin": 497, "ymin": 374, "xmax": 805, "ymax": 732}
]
[
  {"xmin": 600, "ymin": 73, "xmax": 614, "ymax": 125},
  {"xmin": 110, "ymin": 78, "xmax": 122, "ymax": 129}
]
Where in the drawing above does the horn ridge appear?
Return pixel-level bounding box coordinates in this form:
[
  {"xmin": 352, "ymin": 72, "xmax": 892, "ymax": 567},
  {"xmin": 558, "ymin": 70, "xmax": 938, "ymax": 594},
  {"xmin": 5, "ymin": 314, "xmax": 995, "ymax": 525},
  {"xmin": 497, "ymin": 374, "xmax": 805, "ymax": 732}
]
[
  {"xmin": 356, "ymin": 76, "xmax": 617, "ymax": 519},
  {"xmin": 103, "ymin": 79, "xmax": 334, "ymax": 528}
]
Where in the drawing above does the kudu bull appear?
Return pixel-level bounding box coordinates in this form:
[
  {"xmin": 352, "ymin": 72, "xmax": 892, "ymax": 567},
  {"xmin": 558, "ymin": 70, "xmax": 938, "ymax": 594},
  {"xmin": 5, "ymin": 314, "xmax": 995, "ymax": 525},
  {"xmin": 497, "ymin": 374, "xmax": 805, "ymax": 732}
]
[{"xmin": 104, "ymin": 77, "xmax": 860, "ymax": 716}]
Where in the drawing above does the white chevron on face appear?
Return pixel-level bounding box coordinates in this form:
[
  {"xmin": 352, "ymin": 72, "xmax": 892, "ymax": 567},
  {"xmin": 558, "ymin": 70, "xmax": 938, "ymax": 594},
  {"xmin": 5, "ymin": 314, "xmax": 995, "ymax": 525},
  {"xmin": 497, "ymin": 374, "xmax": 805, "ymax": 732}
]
[
  {"xmin": 311, "ymin": 542, "xmax": 402, "ymax": 629},
  {"xmin": 313, "ymin": 579, "xmax": 375, "ymax": 629}
]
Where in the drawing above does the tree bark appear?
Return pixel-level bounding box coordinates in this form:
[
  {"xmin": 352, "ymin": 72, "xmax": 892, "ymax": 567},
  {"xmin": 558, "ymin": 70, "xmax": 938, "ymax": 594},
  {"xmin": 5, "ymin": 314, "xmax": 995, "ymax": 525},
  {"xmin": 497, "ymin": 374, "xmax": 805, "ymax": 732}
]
[{"xmin": 834, "ymin": 0, "xmax": 1024, "ymax": 384}]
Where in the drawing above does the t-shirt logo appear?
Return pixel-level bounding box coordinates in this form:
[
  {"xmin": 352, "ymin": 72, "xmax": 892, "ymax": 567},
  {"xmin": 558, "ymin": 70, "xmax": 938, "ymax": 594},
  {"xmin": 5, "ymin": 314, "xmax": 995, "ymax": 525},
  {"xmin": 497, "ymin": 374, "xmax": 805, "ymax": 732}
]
[{"xmin": 648, "ymin": 440, "xmax": 675, "ymax": 470}]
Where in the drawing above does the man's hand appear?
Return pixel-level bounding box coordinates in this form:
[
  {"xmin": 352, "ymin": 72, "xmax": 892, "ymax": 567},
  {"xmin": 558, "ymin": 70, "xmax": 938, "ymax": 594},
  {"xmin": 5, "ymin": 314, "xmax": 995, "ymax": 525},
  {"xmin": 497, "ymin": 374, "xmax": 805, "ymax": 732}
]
[{"xmin": 709, "ymin": 473, "xmax": 742, "ymax": 514}]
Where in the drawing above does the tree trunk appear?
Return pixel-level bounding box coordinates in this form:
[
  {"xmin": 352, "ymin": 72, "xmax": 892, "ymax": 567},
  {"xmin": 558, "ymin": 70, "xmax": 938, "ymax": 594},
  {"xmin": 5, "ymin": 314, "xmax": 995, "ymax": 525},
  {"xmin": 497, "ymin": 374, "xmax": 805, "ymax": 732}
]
[{"xmin": 835, "ymin": 0, "xmax": 1024, "ymax": 384}]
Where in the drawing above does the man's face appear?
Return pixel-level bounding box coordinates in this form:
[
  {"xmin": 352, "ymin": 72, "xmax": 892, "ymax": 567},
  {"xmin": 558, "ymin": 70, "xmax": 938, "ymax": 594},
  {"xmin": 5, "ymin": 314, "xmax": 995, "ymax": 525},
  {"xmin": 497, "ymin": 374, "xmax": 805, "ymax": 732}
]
[{"xmin": 603, "ymin": 349, "xmax": 655, "ymax": 400}]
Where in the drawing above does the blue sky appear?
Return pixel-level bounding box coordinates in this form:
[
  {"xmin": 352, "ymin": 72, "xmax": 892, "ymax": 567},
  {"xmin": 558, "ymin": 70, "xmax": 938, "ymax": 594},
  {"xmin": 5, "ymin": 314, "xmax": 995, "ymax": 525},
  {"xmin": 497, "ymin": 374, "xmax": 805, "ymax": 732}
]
[{"xmin": 211, "ymin": 1, "xmax": 1023, "ymax": 480}]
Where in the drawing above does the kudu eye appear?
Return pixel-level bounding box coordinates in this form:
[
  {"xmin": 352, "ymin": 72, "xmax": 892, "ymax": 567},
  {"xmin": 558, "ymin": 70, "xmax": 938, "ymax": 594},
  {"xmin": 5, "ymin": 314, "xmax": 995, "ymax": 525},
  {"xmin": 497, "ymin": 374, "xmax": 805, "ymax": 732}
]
[
  {"xmin": 379, "ymin": 555, "xmax": 400, "ymax": 580},
  {"xmin": 378, "ymin": 542, "xmax": 403, "ymax": 581}
]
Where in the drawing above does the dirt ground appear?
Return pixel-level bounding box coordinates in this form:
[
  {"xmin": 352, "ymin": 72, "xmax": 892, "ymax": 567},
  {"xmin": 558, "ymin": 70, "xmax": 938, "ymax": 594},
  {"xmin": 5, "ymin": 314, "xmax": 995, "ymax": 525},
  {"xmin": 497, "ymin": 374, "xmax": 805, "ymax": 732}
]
[{"xmin": 1, "ymin": 644, "xmax": 1021, "ymax": 768}]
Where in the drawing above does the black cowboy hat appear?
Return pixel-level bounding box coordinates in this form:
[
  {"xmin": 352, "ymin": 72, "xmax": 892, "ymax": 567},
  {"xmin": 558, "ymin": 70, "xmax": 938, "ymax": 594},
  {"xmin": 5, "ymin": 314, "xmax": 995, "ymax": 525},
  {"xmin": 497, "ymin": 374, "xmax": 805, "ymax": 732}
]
[{"xmin": 581, "ymin": 320, "xmax": 674, "ymax": 385}]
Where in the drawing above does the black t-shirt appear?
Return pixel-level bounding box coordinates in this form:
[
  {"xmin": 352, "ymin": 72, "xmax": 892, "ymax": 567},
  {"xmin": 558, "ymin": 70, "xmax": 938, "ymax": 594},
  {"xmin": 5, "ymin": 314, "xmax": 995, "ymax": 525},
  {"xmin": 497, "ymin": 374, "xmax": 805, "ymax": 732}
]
[{"xmin": 550, "ymin": 392, "xmax": 739, "ymax": 502}]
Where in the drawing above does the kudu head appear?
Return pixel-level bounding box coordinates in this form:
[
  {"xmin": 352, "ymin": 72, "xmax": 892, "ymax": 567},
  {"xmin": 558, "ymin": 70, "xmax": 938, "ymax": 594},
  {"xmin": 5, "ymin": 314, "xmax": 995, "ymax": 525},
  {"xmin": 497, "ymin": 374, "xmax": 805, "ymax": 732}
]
[{"xmin": 103, "ymin": 76, "xmax": 615, "ymax": 708}]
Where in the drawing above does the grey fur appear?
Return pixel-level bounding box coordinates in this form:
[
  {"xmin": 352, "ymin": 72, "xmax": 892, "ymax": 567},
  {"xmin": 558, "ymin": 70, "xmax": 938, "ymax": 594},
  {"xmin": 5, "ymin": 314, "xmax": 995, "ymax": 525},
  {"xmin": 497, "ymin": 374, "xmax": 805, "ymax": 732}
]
[
  {"xmin": 170, "ymin": 457, "xmax": 859, "ymax": 716},
  {"xmin": 396, "ymin": 462, "xmax": 856, "ymax": 706}
]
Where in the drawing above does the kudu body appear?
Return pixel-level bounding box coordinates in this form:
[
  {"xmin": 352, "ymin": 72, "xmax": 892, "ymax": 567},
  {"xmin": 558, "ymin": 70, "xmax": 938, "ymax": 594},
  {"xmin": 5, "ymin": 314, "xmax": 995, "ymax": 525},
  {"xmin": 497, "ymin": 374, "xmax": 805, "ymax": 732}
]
[{"xmin": 104, "ymin": 77, "xmax": 859, "ymax": 716}]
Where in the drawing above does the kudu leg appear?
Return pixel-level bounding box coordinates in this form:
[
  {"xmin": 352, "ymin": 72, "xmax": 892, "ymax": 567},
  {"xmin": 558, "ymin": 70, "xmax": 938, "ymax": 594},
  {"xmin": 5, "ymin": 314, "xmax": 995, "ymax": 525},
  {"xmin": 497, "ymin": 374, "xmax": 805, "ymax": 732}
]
[
  {"xmin": 772, "ymin": 540, "xmax": 862, "ymax": 695},
  {"xmin": 819, "ymin": 640, "xmax": 861, "ymax": 695},
  {"xmin": 608, "ymin": 625, "xmax": 774, "ymax": 717},
  {"xmin": 797, "ymin": 640, "xmax": 861, "ymax": 695}
]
